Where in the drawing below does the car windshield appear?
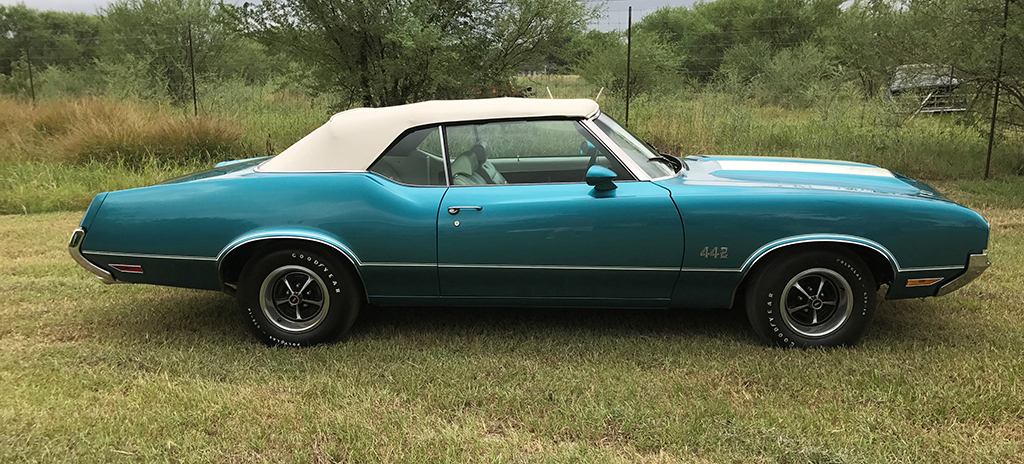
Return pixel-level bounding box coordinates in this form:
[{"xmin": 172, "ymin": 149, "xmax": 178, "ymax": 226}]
[{"xmin": 593, "ymin": 114, "xmax": 678, "ymax": 178}]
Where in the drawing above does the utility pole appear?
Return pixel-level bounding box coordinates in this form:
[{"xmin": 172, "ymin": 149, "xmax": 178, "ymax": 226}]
[
  {"xmin": 188, "ymin": 22, "xmax": 198, "ymax": 117},
  {"xmin": 985, "ymin": 0, "xmax": 1010, "ymax": 180},
  {"xmin": 625, "ymin": 6, "xmax": 633, "ymax": 128}
]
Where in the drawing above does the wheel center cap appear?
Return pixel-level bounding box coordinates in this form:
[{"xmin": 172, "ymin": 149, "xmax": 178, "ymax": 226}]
[
  {"xmin": 811, "ymin": 299, "xmax": 823, "ymax": 309},
  {"xmin": 289, "ymin": 295, "xmax": 300, "ymax": 305}
]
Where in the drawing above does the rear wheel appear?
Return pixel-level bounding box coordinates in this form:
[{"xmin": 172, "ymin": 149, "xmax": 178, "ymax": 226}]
[
  {"xmin": 745, "ymin": 248, "xmax": 875, "ymax": 348},
  {"xmin": 237, "ymin": 248, "xmax": 362, "ymax": 346}
]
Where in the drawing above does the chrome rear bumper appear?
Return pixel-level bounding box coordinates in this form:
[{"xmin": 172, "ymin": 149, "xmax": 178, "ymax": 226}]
[
  {"xmin": 936, "ymin": 253, "xmax": 990, "ymax": 296},
  {"xmin": 68, "ymin": 227, "xmax": 117, "ymax": 285}
]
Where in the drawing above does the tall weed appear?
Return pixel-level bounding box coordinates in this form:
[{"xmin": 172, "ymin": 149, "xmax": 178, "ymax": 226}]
[
  {"xmin": 621, "ymin": 92, "xmax": 1023, "ymax": 180},
  {"xmin": 0, "ymin": 96, "xmax": 244, "ymax": 165}
]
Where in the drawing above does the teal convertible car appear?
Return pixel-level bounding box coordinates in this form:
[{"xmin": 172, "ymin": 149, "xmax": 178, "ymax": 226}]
[{"xmin": 69, "ymin": 98, "xmax": 990, "ymax": 348}]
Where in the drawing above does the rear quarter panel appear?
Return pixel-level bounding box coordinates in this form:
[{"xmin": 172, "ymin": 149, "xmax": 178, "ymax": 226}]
[{"xmin": 80, "ymin": 172, "xmax": 445, "ymax": 294}]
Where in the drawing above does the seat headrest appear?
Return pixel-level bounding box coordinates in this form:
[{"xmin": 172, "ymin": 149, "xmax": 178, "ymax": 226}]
[
  {"xmin": 469, "ymin": 142, "xmax": 488, "ymax": 162},
  {"xmin": 451, "ymin": 151, "xmax": 479, "ymax": 176}
]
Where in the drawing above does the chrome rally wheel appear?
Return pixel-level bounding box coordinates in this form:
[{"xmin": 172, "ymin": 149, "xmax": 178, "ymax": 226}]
[
  {"xmin": 260, "ymin": 265, "xmax": 331, "ymax": 333},
  {"xmin": 779, "ymin": 268, "xmax": 853, "ymax": 338},
  {"xmin": 237, "ymin": 248, "xmax": 362, "ymax": 347},
  {"xmin": 745, "ymin": 248, "xmax": 876, "ymax": 348}
]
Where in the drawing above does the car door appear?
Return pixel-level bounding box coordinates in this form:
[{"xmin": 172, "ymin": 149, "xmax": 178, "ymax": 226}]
[{"xmin": 437, "ymin": 119, "xmax": 683, "ymax": 303}]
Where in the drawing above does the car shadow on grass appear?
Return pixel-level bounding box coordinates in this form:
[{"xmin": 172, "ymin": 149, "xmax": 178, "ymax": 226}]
[
  {"xmin": 351, "ymin": 304, "xmax": 754, "ymax": 345},
  {"xmin": 92, "ymin": 289, "xmax": 755, "ymax": 347},
  {"xmin": 90, "ymin": 287, "xmax": 986, "ymax": 351}
]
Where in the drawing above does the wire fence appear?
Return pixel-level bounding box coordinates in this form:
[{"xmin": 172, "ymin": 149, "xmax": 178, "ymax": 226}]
[{"xmin": 2, "ymin": 0, "xmax": 1021, "ymax": 177}]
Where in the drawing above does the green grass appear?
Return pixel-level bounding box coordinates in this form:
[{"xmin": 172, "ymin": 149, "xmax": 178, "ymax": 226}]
[
  {"xmin": 1, "ymin": 187, "xmax": 1022, "ymax": 462},
  {"xmin": 3, "ymin": 81, "xmax": 1024, "ymax": 214},
  {"xmin": 0, "ymin": 160, "xmax": 211, "ymax": 214}
]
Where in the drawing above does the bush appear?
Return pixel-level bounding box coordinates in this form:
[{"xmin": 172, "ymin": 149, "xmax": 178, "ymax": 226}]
[
  {"xmin": 750, "ymin": 43, "xmax": 840, "ymax": 109},
  {"xmin": 574, "ymin": 32, "xmax": 683, "ymax": 97}
]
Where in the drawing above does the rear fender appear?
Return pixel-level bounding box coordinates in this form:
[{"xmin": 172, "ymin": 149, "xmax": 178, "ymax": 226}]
[{"xmin": 217, "ymin": 229, "xmax": 366, "ymax": 296}]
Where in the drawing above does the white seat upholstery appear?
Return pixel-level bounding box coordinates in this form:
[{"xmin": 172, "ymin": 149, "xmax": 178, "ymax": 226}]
[
  {"xmin": 451, "ymin": 151, "xmax": 487, "ymax": 186},
  {"xmin": 470, "ymin": 143, "xmax": 508, "ymax": 184}
]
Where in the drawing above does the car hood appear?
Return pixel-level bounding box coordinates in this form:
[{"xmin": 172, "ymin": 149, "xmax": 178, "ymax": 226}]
[{"xmin": 658, "ymin": 156, "xmax": 950, "ymax": 201}]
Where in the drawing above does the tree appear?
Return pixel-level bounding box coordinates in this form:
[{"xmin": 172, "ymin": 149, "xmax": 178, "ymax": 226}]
[
  {"xmin": 571, "ymin": 30, "xmax": 682, "ymax": 96},
  {"xmin": 0, "ymin": 5, "xmax": 100, "ymax": 77},
  {"xmin": 235, "ymin": 0, "xmax": 594, "ymax": 107},
  {"xmin": 638, "ymin": 0, "xmax": 843, "ymax": 82},
  {"xmin": 101, "ymin": 0, "xmax": 275, "ymax": 102}
]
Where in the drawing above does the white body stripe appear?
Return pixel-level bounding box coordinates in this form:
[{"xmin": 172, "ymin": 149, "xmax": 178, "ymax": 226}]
[{"xmin": 715, "ymin": 160, "xmax": 895, "ymax": 178}]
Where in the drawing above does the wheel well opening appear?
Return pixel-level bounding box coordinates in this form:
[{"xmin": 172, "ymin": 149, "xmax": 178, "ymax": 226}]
[
  {"xmin": 732, "ymin": 241, "xmax": 895, "ymax": 307},
  {"xmin": 219, "ymin": 239, "xmax": 366, "ymax": 300}
]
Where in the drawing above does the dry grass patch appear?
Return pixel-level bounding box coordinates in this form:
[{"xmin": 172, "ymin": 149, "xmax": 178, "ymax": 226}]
[{"xmin": 0, "ymin": 96, "xmax": 242, "ymax": 165}]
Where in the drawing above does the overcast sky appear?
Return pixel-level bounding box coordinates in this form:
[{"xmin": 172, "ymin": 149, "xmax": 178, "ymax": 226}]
[{"xmin": 2, "ymin": 0, "xmax": 699, "ymax": 31}]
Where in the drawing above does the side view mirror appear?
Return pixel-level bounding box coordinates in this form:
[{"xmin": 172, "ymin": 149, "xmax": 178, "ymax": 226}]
[{"xmin": 585, "ymin": 165, "xmax": 617, "ymax": 191}]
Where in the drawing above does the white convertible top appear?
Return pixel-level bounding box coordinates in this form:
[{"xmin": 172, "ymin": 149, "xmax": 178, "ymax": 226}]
[{"xmin": 258, "ymin": 98, "xmax": 601, "ymax": 172}]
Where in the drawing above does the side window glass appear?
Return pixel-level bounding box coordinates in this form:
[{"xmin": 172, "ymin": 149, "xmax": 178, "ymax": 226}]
[
  {"xmin": 445, "ymin": 120, "xmax": 632, "ymax": 186},
  {"xmin": 369, "ymin": 126, "xmax": 446, "ymax": 186}
]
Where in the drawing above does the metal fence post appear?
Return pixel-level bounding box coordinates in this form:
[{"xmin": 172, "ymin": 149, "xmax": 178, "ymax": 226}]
[
  {"xmin": 625, "ymin": 6, "xmax": 632, "ymax": 128},
  {"xmin": 26, "ymin": 46, "xmax": 36, "ymax": 105},
  {"xmin": 985, "ymin": 0, "xmax": 1010, "ymax": 180},
  {"xmin": 188, "ymin": 21, "xmax": 198, "ymax": 117}
]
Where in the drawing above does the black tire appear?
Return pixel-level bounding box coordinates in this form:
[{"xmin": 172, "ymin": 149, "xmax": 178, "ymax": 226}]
[
  {"xmin": 237, "ymin": 248, "xmax": 362, "ymax": 347},
  {"xmin": 745, "ymin": 248, "xmax": 876, "ymax": 348}
]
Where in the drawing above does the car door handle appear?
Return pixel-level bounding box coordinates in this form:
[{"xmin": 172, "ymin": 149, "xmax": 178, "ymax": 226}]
[{"xmin": 447, "ymin": 206, "xmax": 483, "ymax": 215}]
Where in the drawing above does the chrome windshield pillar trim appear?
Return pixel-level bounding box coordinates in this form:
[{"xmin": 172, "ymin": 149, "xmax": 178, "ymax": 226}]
[
  {"xmin": 580, "ymin": 117, "xmax": 652, "ymax": 182},
  {"xmin": 68, "ymin": 228, "xmax": 118, "ymax": 285},
  {"xmin": 439, "ymin": 124, "xmax": 452, "ymax": 186},
  {"xmin": 936, "ymin": 253, "xmax": 990, "ymax": 296}
]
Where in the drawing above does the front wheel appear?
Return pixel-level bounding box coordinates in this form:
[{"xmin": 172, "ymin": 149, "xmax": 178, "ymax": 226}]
[
  {"xmin": 237, "ymin": 248, "xmax": 362, "ymax": 346},
  {"xmin": 745, "ymin": 248, "xmax": 876, "ymax": 348}
]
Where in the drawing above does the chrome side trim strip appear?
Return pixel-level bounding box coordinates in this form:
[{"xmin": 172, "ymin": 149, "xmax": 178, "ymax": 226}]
[
  {"xmin": 83, "ymin": 250, "xmax": 218, "ymax": 261},
  {"xmin": 738, "ymin": 235, "xmax": 966, "ymax": 275},
  {"xmin": 741, "ymin": 234, "xmax": 900, "ymax": 274},
  {"xmin": 216, "ymin": 234, "xmax": 363, "ymax": 265},
  {"xmin": 68, "ymin": 228, "xmax": 118, "ymax": 285},
  {"xmin": 438, "ymin": 263, "xmax": 678, "ymax": 271},
  {"xmin": 900, "ymin": 265, "xmax": 966, "ymax": 272},
  {"xmin": 936, "ymin": 253, "xmax": 990, "ymax": 296},
  {"xmin": 361, "ymin": 262, "xmax": 436, "ymax": 268},
  {"xmin": 680, "ymin": 267, "xmax": 743, "ymax": 272},
  {"xmin": 215, "ymin": 234, "xmax": 368, "ymax": 298},
  {"xmin": 726, "ymin": 234, "xmax": 902, "ymax": 309}
]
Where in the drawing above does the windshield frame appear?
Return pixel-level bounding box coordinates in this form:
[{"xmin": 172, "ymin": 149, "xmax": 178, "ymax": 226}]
[{"xmin": 591, "ymin": 112, "xmax": 679, "ymax": 180}]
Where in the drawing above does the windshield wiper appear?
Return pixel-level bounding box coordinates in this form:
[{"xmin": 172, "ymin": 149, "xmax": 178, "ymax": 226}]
[{"xmin": 649, "ymin": 153, "xmax": 684, "ymax": 172}]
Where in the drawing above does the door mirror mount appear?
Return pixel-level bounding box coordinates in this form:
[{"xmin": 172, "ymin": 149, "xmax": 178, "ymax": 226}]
[{"xmin": 585, "ymin": 165, "xmax": 617, "ymax": 191}]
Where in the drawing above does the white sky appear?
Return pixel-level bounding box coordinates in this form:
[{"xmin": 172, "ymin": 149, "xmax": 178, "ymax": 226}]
[{"xmin": 2, "ymin": 0, "xmax": 700, "ymax": 30}]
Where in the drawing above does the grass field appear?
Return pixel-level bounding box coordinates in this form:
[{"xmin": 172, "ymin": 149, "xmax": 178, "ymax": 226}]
[
  {"xmin": 2, "ymin": 82, "xmax": 1023, "ymax": 461},
  {"xmin": 4, "ymin": 87, "xmax": 1024, "ymax": 214},
  {"xmin": 1, "ymin": 183, "xmax": 1022, "ymax": 462}
]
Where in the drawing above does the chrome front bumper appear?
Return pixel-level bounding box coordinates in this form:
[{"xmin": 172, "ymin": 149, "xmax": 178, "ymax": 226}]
[
  {"xmin": 68, "ymin": 227, "xmax": 118, "ymax": 285},
  {"xmin": 936, "ymin": 253, "xmax": 990, "ymax": 297}
]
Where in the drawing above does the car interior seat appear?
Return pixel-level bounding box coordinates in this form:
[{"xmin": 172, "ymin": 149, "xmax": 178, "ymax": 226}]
[
  {"xmin": 469, "ymin": 143, "xmax": 508, "ymax": 184},
  {"xmin": 451, "ymin": 151, "xmax": 488, "ymax": 185}
]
